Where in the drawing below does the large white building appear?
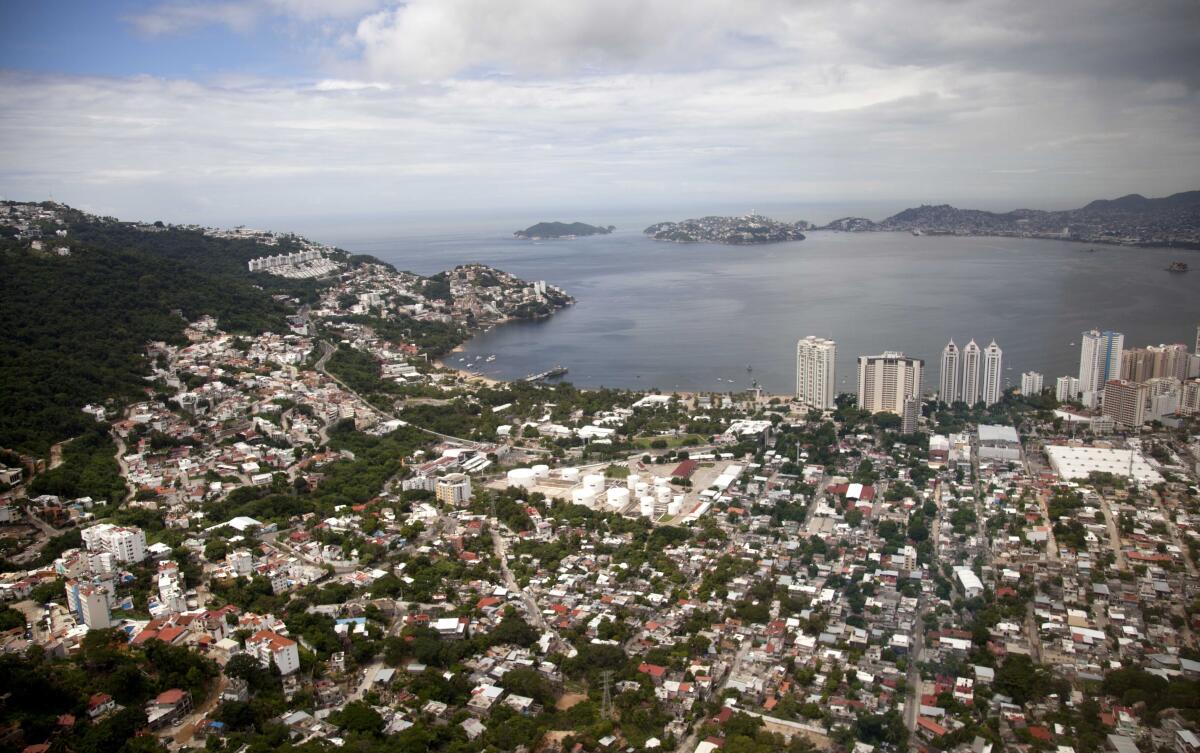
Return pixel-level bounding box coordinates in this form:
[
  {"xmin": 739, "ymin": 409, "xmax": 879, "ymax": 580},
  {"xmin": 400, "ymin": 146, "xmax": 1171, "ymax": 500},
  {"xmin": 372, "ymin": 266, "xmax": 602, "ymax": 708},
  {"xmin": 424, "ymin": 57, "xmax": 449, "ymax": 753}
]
[
  {"xmin": 1055, "ymin": 375, "xmax": 1081, "ymax": 402},
  {"xmin": 857, "ymin": 352, "xmax": 924, "ymax": 415},
  {"xmin": 1102, "ymin": 379, "xmax": 1148, "ymax": 429},
  {"xmin": 1021, "ymin": 371, "xmax": 1044, "ymax": 396},
  {"xmin": 960, "ymin": 340, "xmax": 982, "ymax": 405},
  {"xmin": 1079, "ymin": 329, "xmax": 1124, "ymax": 407},
  {"xmin": 80, "ymin": 524, "xmax": 147, "ymax": 563},
  {"xmin": 66, "ymin": 580, "xmax": 113, "ymax": 629},
  {"xmin": 247, "ymin": 630, "xmax": 300, "ymax": 675},
  {"xmin": 795, "ymin": 336, "xmax": 836, "ymax": 410},
  {"xmin": 435, "ymin": 473, "xmax": 473, "ymax": 506},
  {"xmin": 982, "ymin": 340, "xmax": 1003, "ymax": 406},
  {"xmin": 939, "ymin": 341, "xmax": 961, "ymax": 404}
]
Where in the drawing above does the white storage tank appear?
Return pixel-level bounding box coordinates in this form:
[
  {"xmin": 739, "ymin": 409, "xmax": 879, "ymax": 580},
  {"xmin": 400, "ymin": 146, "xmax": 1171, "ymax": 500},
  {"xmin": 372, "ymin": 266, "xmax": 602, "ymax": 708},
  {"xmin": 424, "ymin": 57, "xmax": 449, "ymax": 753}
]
[
  {"xmin": 635, "ymin": 482, "xmax": 649, "ymax": 497},
  {"xmin": 606, "ymin": 487, "xmax": 630, "ymax": 509},
  {"xmin": 639, "ymin": 495, "xmax": 656, "ymax": 517},
  {"xmin": 667, "ymin": 499, "xmax": 682, "ymax": 516},
  {"xmin": 626, "ymin": 474, "xmax": 640, "ymax": 490},
  {"xmin": 654, "ymin": 476, "xmax": 670, "ymax": 488},
  {"xmin": 532, "ymin": 464, "xmax": 550, "ymax": 479},
  {"xmin": 583, "ymin": 473, "xmax": 605, "ymax": 492},
  {"xmin": 572, "ymin": 487, "xmax": 596, "ymax": 507},
  {"xmin": 506, "ymin": 468, "xmax": 536, "ymax": 489},
  {"xmin": 559, "ymin": 467, "xmax": 580, "ymax": 481}
]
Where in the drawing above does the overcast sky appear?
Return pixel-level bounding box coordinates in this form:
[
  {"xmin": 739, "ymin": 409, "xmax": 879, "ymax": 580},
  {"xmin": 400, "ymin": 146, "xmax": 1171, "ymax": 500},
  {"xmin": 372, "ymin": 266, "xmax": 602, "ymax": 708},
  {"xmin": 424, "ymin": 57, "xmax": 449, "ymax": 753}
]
[{"xmin": 1, "ymin": 0, "xmax": 1198, "ymax": 227}]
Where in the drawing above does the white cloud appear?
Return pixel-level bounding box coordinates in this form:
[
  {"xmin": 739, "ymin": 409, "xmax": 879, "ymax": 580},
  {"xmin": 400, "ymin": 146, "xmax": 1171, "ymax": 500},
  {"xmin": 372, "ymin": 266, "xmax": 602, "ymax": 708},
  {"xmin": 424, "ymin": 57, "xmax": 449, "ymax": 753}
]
[
  {"xmin": 6, "ymin": 0, "xmax": 1199, "ymax": 226},
  {"xmin": 127, "ymin": 0, "xmax": 385, "ymax": 35}
]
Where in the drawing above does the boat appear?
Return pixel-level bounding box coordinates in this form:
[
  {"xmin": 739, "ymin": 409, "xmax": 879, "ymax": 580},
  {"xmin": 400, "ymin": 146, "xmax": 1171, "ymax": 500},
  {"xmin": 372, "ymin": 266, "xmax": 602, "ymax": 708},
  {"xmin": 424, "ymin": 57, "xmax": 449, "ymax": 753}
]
[
  {"xmin": 485, "ymin": 355, "xmax": 496, "ymax": 362},
  {"xmin": 1167, "ymin": 261, "xmax": 1189, "ymax": 273},
  {"xmin": 911, "ymin": 228, "xmax": 923, "ymax": 236}
]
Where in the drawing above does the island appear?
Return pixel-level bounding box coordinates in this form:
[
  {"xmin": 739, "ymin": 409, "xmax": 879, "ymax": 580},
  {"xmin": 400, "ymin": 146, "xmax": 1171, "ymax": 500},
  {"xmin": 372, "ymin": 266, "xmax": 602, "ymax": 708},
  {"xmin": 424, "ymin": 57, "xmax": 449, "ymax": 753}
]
[
  {"xmin": 513, "ymin": 221, "xmax": 615, "ymax": 239},
  {"xmin": 643, "ymin": 213, "xmax": 808, "ymax": 244}
]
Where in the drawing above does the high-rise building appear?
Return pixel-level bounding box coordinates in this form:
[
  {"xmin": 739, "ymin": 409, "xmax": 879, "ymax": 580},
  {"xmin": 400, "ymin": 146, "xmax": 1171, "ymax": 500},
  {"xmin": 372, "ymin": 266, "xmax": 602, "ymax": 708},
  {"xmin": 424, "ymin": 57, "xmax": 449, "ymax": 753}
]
[
  {"xmin": 902, "ymin": 395, "xmax": 922, "ymax": 434},
  {"xmin": 1055, "ymin": 375, "xmax": 1081, "ymax": 402},
  {"xmin": 982, "ymin": 340, "xmax": 1003, "ymax": 405},
  {"xmin": 1195, "ymin": 324, "xmax": 1200, "ymax": 355},
  {"xmin": 1079, "ymin": 329, "xmax": 1124, "ymax": 394},
  {"xmin": 961, "ymin": 340, "xmax": 982, "ymax": 405},
  {"xmin": 857, "ymin": 352, "xmax": 924, "ymax": 415},
  {"xmin": 795, "ymin": 336, "xmax": 837, "ymax": 410},
  {"xmin": 939, "ymin": 340, "xmax": 960, "ymax": 404},
  {"xmin": 1102, "ymin": 379, "xmax": 1147, "ymax": 429},
  {"xmin": 1181, "ymin": 379, "xmax": 1200, "ymax": 416},
  {"xmin": 435, "ymin": 473, "xmax": 473, "ymax": 506},
  {"xmin": 1021, "ymin": 371, "xmax": 1044, "ymax": 395},
  {"xmin": 1121, "ymin": 344, "xmax": 1189, "ymax": 382}
]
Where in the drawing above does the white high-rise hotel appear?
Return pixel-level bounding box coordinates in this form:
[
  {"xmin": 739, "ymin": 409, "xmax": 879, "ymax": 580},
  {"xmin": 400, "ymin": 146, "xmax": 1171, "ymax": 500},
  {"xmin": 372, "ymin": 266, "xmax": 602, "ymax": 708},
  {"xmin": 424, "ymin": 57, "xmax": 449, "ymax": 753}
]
[
  {"xmin": 960, "ymin": 340, "xmax": 982, "ymax": 405},
  {"xmin": 939, "ymin": 341, "xmax": 960, "ymax": 404},
  {"xmin": 858, "ymin": 352, "xmax": 924, "ymax": 415},
  {"xmin": 795, "ymin": 336, "xmax": 836, "ymax": 410},
  {"xmin": 982, "ymin": 340, "xmax": 1003, "ymax": 406}
]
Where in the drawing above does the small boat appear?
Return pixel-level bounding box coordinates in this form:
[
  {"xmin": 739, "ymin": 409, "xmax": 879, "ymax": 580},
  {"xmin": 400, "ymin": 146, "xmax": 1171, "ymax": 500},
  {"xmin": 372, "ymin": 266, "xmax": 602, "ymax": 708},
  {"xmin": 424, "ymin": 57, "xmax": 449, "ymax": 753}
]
[
  {"xmin": 911, "ymin": 229, "xmax": 923, "ymax": 236},
  {"xmin": 485, "ymin": 355, "xmax": 496, "ymax": 362},
  {"xmin": 1167, "ymin": 261, "xmax": 1189, "ymax": 273}
]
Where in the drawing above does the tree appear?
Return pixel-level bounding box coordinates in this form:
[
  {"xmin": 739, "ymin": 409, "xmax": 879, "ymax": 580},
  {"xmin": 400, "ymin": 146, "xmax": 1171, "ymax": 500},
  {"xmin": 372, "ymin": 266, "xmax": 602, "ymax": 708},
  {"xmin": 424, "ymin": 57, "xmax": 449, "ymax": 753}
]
[{"xmin": 331, "ymin": 700, "xmax": 384, "ymax": 736}]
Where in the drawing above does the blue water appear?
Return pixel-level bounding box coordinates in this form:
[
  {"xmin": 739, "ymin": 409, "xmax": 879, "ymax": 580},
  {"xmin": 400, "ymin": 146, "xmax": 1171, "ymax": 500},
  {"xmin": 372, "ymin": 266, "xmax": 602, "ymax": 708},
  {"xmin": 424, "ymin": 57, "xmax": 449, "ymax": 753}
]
[{"xmin": 335, "ymin": 225, "xmax": 1200, "ymax": 395}]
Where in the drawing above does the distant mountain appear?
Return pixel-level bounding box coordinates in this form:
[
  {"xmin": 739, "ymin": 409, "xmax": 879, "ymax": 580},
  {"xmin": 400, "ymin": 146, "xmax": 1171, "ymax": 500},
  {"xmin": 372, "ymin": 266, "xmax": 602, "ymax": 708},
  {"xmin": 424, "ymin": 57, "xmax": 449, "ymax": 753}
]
[
  {"xmin": 814, "ymin": 190, "xmax": 1200, "ymax": 247},
  {"xmin": 644, "ymin": 214, "xmax": 808, "ymax": 245},
  {"xmin": 514, "ymin": 221, "xmax": 614, "ymax": 239}
]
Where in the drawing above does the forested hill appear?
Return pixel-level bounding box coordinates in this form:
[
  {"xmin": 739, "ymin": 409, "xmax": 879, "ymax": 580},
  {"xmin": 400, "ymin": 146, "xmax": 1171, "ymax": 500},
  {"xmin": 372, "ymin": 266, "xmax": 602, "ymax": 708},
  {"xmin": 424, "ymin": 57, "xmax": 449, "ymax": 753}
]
[{"xmin": 0, "ymin": 205, "xmax": 342, "ymax": 457}]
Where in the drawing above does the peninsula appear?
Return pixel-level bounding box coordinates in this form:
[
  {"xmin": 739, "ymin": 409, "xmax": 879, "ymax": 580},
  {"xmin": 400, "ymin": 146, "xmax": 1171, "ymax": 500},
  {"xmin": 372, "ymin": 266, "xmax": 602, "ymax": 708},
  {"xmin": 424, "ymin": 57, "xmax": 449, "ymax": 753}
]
[
  {"xmin": 816, "ymin": 189, "xmax": 1200, "ymax": 247},
  {"xmin": 513, "ymin": 221, "xmax": 615, "ymax": 239},
  {"xmin": 644, "ymin": 213, "xmax": 808, "ymax": 244}
]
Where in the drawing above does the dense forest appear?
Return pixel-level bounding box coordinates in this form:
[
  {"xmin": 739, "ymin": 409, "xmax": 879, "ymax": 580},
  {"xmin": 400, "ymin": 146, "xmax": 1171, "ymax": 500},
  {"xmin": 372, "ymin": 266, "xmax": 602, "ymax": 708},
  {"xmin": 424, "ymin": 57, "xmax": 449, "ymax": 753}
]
[{"xmin": 0, "ymin": 212, "xmax": 330, "ymax": 457}]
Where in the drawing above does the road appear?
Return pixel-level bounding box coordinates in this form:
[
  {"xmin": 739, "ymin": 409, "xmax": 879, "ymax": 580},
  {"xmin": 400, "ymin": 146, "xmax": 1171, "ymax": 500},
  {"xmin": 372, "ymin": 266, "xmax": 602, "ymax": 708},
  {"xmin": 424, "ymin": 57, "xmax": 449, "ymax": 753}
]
[
  {"xmin": 491, "ymin": 521, "xmax": 568, "ymax": 654},
  {"xmin": 682, "ymin": 639, "xmax": 753, "ymax": 753},
  {"xmin": 315, "ymin": 339, "xmax": 483, "ymax": 448}
]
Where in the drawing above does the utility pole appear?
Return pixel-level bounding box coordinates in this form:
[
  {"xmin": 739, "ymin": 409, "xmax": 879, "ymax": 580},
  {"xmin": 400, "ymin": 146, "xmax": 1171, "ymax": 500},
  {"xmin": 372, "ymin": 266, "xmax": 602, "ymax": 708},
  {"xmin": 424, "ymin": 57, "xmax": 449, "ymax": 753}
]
[{"xmin": 600, "ymin": 670, "xmax": 614, "ymax": 720}]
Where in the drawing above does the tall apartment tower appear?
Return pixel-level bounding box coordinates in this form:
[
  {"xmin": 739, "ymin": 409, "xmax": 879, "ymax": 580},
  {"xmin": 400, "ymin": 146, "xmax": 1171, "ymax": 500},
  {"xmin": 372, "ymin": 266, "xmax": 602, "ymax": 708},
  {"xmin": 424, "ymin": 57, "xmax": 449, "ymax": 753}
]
[
  {"xmin": 1079, "ymin": 329, "xmax": 1124, "ymax": 393},
  {"xmin": 982, "ymin": 340, "xmax": 1003, "ymax": 405},
  {"xmin": 1021, "ymin": 371, "xmax": 1044, "ymax": 395},
  {"xmin": 857, "ymin": 352, "xmax": 924, "ymax": 415},
  {"xmin": 795, "ymin": 336, "xmax": 837, "ymax": 410},
  {"xmin": 960, "ymin": 340, "xmax": 982, "ymax": 405},
  {"xmin": 939, "ymin": 340, "xmax": 960, "ymax": 404},
  {"xmin": 1121, "ymin": 344, "xmax": 1189, "ymax": 382}
]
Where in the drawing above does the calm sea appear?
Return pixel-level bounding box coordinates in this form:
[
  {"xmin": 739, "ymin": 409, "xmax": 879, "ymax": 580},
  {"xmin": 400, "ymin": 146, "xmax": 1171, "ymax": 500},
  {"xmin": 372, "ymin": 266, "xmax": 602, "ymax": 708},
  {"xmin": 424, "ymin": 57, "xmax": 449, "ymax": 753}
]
[{"xmin": 329, "ymin": 222, "xmax": 1200, "ymax": 395}]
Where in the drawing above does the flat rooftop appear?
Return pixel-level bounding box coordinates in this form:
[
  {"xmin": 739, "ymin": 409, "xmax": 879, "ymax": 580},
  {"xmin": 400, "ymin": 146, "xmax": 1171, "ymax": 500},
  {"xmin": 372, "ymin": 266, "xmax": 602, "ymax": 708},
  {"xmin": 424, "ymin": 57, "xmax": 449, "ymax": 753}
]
[{"xmin": 1044, "ymin": 445, "xmax": 1163, "ymax": 485}]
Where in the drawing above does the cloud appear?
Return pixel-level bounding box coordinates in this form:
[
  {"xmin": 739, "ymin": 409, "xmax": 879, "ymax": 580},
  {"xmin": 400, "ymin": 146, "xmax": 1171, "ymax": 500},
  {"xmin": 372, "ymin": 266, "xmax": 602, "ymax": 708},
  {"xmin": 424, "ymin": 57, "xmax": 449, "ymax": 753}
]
[
  {"xmin": 127, "ymin": 0, "xmax": 385, "ymax": 36},
  {"xmin": 5, "ymin": 1, "xmax": 1199, "ymax": 226},
  {"xmin": 348, "ymin": 0, "xmax": 1200, "ymax": 86}
]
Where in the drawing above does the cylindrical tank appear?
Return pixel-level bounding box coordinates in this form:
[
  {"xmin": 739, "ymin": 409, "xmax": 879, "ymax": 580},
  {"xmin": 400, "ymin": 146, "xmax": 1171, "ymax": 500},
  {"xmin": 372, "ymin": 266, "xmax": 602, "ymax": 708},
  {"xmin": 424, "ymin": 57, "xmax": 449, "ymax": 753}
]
[
  {"xmin": 654, "ymin": 476, "xmax": 669, "ymax": 487},
  {"xmin": 583, "ymin": 473, "xmax": 605, "ymax": 492},
  {"xmin": 571, "ymin": 487, "xmax": 596, "ymax": 507},
  {"xmin": 506, "ymin": 468, "xmax": 536, "ymax": 489},
  {"xmin": 640, "ymin": 495, "xmax": 655, "ymax": 517},
  {"xmin": 626, "ymin": 473, "xmax": 640, "ymax": 490},
  {"xmin": 559, "ymin": 467, "xmax": 580, "ymax": 481},
  {"xmin": 667, "ymin": 499, "xmax": 682, "ymax": 516},
  {"xmin": 635, "ymin": 482, "xmax": 649, "ymax": 497},
  {"xmin": 532, "ymin": 464, "xmax": 550, "ymax": 479},
  {"xmin": 656, "ymin": 485, "xmax": 671, "ymax": 501},
  {"xmin": 606, "ymin": 487, "xmax": 630, "ymax": 509}
]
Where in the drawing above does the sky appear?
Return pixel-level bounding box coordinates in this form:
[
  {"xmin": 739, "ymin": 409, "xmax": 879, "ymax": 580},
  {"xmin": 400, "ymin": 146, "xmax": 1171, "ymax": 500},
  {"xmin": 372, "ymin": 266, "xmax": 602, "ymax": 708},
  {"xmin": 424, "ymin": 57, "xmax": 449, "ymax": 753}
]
[{"xmin": 1, "ymin": 0, "xmax": 1199, "ymax": 228}]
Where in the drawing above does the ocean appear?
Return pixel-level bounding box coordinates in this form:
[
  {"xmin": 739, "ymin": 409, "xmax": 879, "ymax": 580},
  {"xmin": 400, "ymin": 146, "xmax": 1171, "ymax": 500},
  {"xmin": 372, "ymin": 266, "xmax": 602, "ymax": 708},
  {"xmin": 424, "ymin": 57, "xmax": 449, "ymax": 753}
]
[{"xmin": 326, "ymin": 221, "xmax": 1200, "ymax": 395}]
